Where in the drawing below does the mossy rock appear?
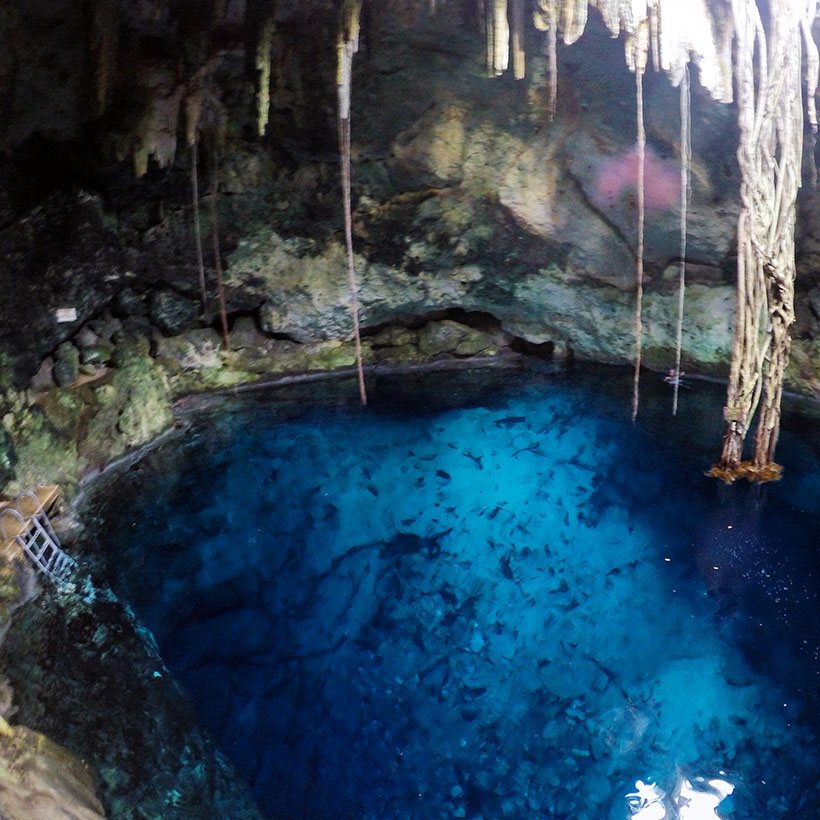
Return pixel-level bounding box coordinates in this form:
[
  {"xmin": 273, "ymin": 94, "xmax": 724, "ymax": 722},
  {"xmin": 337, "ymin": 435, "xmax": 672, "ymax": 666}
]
[
  {"xmin": 0, "ymin": 428, "xmax": 15, "ymax": 490},
  {"xmin": 0, "ymin": 564, "xmax": 20, "ymax": 624},
  {"xmin": 52, "ymin": 359, "xmax": 79, "ymax": 388},
  {"xmin": 80, "ymin": 351, "xmax": 172, "ymax": 464},
  {"xmin": 113, "ymin": 360, "xmax": 172, "ymax": 448},
  {"xmin": 372, "ymin": 343, "xmax": 425, "ymax": 364},
  {"xmin": 80, "ymin": 340, "xmax": 115, "ymax": 367},
  {"xmin": 370, "ymin": 326, "xmax": 418, "ymax": 348},
  {"xmin": 418, "ymin": 320, "xmax": 502, "ymax": 357},
  {"xmin": 110, "ymin": 333, "xmax": 151, "ymax": 368},
  {"xmin": 39, "ymin": 388, "xmax": 88, "ymax": 438},
  {"xmin": 154, "ymin": 329, "xmax": 222, "ymax": 371},
  {"xmin": 3, "ymin": 408, "xmax": 82, "ymax": 497},
  {"xmin": 168, "ymin": 367, "xmax": 260, "ymax": 396}
]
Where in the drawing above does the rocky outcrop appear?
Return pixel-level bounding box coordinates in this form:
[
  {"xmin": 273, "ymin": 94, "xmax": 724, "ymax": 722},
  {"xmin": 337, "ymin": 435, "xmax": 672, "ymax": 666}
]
[
  {"xmin": 0, "ymin": 720, "xmax": 105, "ymax": 820},
  {"xmin": 0, "ymin": 574, "xmax": 262, "ymax": 819}
]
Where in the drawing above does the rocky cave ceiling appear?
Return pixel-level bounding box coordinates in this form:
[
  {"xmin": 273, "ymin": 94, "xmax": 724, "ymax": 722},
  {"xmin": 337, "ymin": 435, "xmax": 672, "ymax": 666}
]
[{"xmin": 0, "ymin": 0, "xmax": 819, "ymax": 394}]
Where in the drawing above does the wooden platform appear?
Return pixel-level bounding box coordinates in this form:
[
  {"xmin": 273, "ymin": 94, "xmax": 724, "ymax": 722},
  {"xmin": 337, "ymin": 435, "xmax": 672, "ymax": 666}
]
[{"xmin": 0, "ymin": 485, "xmax": 60, "ymax": 558}]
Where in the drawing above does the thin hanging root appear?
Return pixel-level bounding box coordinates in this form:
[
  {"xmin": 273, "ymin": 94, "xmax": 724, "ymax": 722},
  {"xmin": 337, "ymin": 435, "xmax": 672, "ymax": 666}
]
[
  {"xmin": 547, "ymin": 6, "xmax": 557, "ymax": 120},
  {"xmin": 209, "ymin": 154, "xmax": 230, "ymax": 351},
  {"xmin": 673, "ymin": 65, "xmax": 691, "ymax": 417},
  {"xmin": 338, "ymin": 0, "xmax": 367, "ymax": 406},
  {"xmin": 510, "ymin": 0, "xmax": 525, "ymax": 80},
  {"xmin": 191, "ymin": 142, "xmax": 208, "ymax": 317},
  {"xmin": 631, "ymin": 64, "xmax": 646, "ymax": 423}
]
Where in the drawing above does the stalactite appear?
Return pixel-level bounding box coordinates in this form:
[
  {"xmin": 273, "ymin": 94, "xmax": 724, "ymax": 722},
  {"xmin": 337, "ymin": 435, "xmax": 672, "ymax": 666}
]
[
  {"xmin": 649, "ymin": 3, "xmax": 659, "ymax": 71},
  {"xmin": 91, "ymin": 0, "xmax": 119, "ymax": 115},
  {"xmin": 485, "ymin": 0, "xmax": 495, "ymax": 74},
  {"xmin": 547, "ymin": 6, "xmax": 558, "ymax": 120},
  {"xmin": 492, "ymin": 0, "xmax": 510, "ymax": 75},
  {"xmin": 511, "ymin": 0, "xmax": 526, "ymax": 79},
  {"xmin": 209, "ymin": 153, "xmax": 230, "ymax": 351},
  {"xmin": 337, "ymin": 0, "xmax": 368, "ymax": 406},
  {"xmin": 630, "ymin": 23, "xmax": 648, "ymax": 423},
  {"xmin": 533, "ymin": 2, "xmax": 558, "ymax": 118},
  {"xmin": 255, "ymin": 16, "xmax": 276, "ymax": 137},
  {"xmin": 560, "ymin": 0, "xmax": 587, "ymax": 45},
  {"xmin": 672, "ymin": 65, "xmax": 691, "ymax": 417}
]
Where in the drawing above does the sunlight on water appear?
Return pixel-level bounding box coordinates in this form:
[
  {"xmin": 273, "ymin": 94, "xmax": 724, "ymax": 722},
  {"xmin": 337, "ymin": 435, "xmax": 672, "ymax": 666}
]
[{"xmin": 84, "ymin": 366, "xmax": 820, "ymax": 819}]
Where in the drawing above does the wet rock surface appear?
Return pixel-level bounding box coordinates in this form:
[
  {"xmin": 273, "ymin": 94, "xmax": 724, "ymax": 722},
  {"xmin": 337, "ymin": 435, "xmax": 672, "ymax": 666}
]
[
  {"xmin": 0, "ymin": 720, "xmax": 106, "ymax": 820},
  {"xmin": 0, "ymin": 575, "xmax": 262, "ymax": 820}
]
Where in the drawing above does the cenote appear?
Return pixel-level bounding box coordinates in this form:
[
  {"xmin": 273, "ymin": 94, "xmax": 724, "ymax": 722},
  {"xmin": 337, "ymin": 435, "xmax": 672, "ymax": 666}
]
[{"xmin": 79, "ymin": 363, "xmax": 820, "ymax": 819}]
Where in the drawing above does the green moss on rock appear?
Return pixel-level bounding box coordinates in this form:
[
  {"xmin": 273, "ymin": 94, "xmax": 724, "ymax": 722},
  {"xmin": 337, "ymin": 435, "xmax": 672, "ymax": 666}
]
[
  {"xmin": 40, "ymin": 388, "xmax": 87, "ymax": 438},
  {"xmin": 2, "ymin": 407, "xmax": 82, "ymax": 497},
  {"xmin": 81, "ymin": 351, "xmax": 172, "ymax": 464}
]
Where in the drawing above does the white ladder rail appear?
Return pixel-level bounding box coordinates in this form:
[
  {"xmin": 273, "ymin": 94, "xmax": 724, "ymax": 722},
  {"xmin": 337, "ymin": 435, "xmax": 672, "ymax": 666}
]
[{"xmin": 0, "ymin": 505, "xmax": 77, "ymax": 588}]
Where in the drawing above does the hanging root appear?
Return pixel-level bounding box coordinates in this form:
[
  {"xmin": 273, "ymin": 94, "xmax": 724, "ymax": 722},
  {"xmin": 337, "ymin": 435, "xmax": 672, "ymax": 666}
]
[
  {"xmin": 631, "ymin": 24, "xmax": 648, "ymax": 423},
  {"xmin": 672, "ymin": 65, "xmax": 691, "ymax": 417},
  {"xmin": 338, "ymin": 0, "xmax": 368, "ymax": 406},
  {"xmin": 191, "ymin": 141, "xmax": 208, "ymax": 317},
  {"xmin": 209, "ymin": 153, "xmax": 230, "ymax": 350}
]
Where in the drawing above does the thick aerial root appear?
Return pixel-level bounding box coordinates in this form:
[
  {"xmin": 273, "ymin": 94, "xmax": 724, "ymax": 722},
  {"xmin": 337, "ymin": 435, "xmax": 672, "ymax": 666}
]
[{"xmin": 706, "ymin": 461, "xmax": 783, "ymax": 484}]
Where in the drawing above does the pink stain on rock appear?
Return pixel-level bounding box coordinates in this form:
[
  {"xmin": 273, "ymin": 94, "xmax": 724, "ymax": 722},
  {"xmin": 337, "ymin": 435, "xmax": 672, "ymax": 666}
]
[{"xmin": 592, "ymin": 146, "xmax": 679, "ymax": 212}]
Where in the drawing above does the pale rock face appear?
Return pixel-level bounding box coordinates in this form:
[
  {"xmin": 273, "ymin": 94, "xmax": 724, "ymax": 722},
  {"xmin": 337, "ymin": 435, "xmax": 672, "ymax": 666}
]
[
  {"xmin": 0, "ymin": 723, "xmax": 105, "ymax": 820},
  {"xmin": 498, "ymin": 136, "xmax": 636, "ymax": 291},
  {"xmin": 230, "ymin": 226, "xmax": 734, "ymax": 374}
]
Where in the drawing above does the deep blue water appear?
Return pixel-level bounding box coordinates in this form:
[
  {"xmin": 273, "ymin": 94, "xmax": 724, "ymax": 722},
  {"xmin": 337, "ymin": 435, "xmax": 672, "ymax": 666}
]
[{"xmin": 83, "ymin": 364, "xmax": 820, "ymax": 819}]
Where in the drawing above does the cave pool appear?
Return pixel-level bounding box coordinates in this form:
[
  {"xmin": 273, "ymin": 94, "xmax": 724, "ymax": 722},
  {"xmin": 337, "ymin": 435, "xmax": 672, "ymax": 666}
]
[{"xmin": 81, "ymin": 363, "xmax": 820, "ymax": 819}]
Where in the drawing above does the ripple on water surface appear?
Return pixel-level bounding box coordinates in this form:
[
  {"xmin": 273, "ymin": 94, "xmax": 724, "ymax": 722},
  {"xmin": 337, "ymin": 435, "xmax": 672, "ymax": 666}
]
[{"xmin": 86, "ymin": 366, "xmax": 820, "ymax": 819}]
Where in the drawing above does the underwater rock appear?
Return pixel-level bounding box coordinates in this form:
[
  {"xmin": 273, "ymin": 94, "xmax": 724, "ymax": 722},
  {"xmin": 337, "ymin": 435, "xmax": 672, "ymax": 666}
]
[{"xmin": 0, "ymin": 580, "xmax": 263, "ymax": 820}]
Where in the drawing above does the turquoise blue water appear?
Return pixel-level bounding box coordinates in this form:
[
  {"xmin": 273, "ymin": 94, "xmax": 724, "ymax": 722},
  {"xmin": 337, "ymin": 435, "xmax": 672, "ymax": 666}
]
[{"xmin": 84, "ymin": 365, "xmax": 820, "ymax": 818}]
